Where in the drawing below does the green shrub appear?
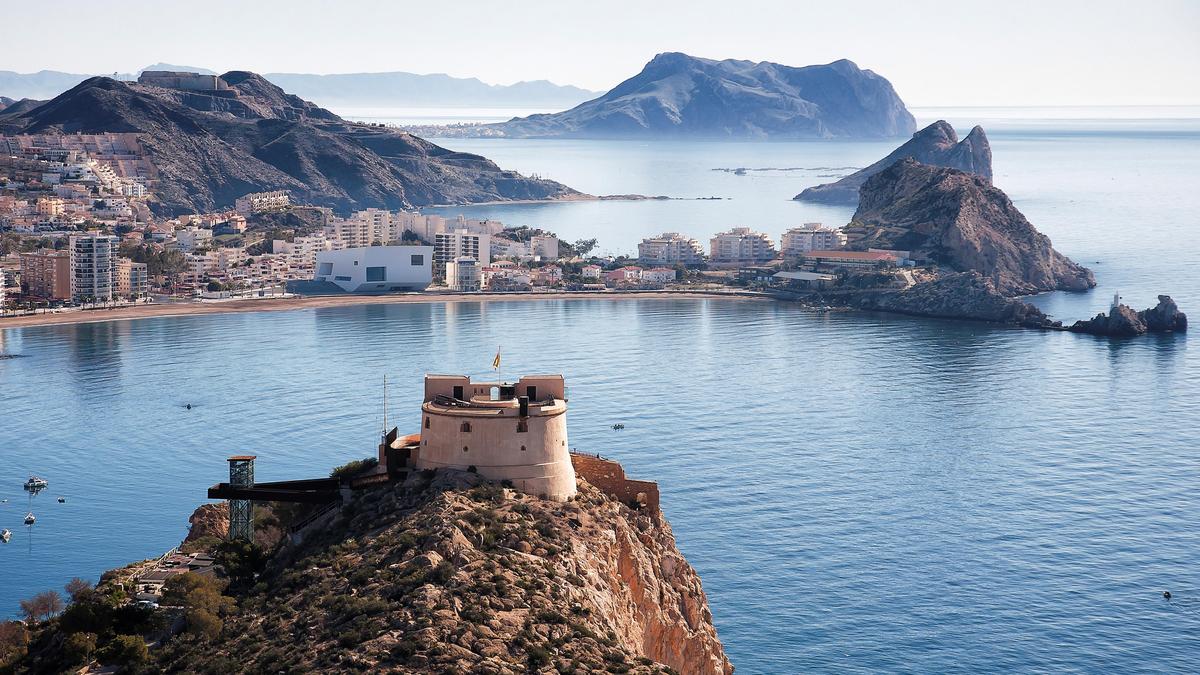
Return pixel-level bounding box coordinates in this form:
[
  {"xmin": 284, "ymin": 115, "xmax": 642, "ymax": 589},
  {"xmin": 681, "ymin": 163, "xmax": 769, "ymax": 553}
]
[
  {"xmin": 97, "ymin": 634, "xmax": 148, "ymax": 667},
  {"xmin": 63, "ymin": 631, "xmax": 97, "ymax": 664}
]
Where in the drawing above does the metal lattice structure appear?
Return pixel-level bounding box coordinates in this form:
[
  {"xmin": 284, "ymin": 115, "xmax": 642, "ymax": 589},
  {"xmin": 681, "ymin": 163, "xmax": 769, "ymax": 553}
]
[{"xmin": 227, "ymin": 456, "xmax": 256, "ymax": 541}]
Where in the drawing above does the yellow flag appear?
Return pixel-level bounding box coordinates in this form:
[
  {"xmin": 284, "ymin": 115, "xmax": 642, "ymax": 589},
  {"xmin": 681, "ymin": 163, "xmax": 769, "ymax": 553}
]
[{"xmin": 492, "ymin": 349, "xmax": 501, "ymax": 370}]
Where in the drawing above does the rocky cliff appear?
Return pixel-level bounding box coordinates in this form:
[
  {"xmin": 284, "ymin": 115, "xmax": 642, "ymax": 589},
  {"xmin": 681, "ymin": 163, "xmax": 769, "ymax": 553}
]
[
  {"xmin": 848, "ymin": 159, "xmax": 1095, "ymax": 296},
  {"xmin": 492, "ymin": 52, "xmax": 915, "ymax": 139},
  {"xmin": 0, "ymin": 74, "xmax": 580, "ymax": 215},
  {"xmin": 796, "ymin": 120, "xmax": 992, "ymax": 204},
  {"xmin": 1069, "ymin": 295, "xmax": 1188, "ymax": 336},
  {"xmin": 152, "ymin": 470, "xmax": 731, "ymax": 674},
  {"xmin": 841, "ymin": 271, "xmax": 1053, "ymax": 326}
]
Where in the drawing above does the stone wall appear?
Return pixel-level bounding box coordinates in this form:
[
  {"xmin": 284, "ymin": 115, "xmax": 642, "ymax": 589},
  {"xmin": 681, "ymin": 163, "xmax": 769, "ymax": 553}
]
[{"xmin": 570, "ymin": 453, "xmax": 660, "ymax": 512}]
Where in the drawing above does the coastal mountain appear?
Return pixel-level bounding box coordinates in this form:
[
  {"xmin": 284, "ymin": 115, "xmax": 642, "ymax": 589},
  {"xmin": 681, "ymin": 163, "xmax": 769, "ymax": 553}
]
[
  {"xmin": 796, "ymin": 120, "xmax": 992, "ymax": 204},
  {"xmin": 847, "ymin": 158, "xmax": 1095, "ymax": 296},
  {"xmin": 0, "ymin": 73, "xmax": 579, "ymax": 214},
  {"xmin": 490, "ymin": 52, "xmax": 916, "ymax": 139},
  {"xmin": 13, "ymin": 470, "xmax": 732, "ymax": 673},
  {"xmin": 0, "ymin": 67, "xmax": 597, "ymax": 109}
]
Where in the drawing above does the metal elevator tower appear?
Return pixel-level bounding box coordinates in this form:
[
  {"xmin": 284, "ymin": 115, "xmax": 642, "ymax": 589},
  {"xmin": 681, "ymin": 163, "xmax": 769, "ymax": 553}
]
[{"xmin": 227, "ymin": 455, "xmax": 256, "ymax": 541}]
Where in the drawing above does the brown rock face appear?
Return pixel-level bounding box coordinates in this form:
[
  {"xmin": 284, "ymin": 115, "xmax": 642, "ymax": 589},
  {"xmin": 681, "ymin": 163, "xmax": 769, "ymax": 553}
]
[
  {"xmin": 849, "ymin": 159, "xmax": 1095, "ymax": 296},
  {"xmin": 153, "ymin": 471, "xmax": 732, "ymax": 674},
  {"xmin": 185, "ymin": 502, "xmax": 228, "ymax": 542},
  {"xmin": 796, "ymin": 120, "xmax": 992, "ymax": 204}
]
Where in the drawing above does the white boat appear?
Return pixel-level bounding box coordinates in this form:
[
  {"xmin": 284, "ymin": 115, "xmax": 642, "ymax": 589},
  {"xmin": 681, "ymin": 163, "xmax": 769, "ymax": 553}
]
[
  {"xmin": 23, "ymin": 476, "xmax": 48, "ymax": 491},
  {"xmin": 0, "ymin": 529, "xmax": 10, "ymax": 542},
  {"xmin": 24, "ymin": 513, "xmax": 35, "ymax": 525}
]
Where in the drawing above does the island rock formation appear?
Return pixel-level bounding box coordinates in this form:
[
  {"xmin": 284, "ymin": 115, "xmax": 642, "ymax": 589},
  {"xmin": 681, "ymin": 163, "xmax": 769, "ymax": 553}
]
[
  {"xmin": 847, "ymin": 159, "xmax": 1095, "ymax": 296},
  {"xmin": 0, "ymin": 74, "xmax": 580, "ymax": 215},
  {"xmin": 1069, "ymin": 295, "xmax": 1188, "ymax": 336},
  {"xmin": 796, "ymin": 120, "xmax": 992, "ymax": 204},
  {"xmin": 491, "ymin": 52, "xmax": 915, "ymax": 139}
]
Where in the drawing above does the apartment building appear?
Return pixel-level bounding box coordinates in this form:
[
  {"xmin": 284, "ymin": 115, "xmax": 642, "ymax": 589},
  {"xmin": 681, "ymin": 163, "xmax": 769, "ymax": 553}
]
[
  {"xmin": 709, "ymin": 228, "xmax": 777, "ymax": 263},
  {"xmin": 530, "ymin": 235, "xmax": 560, "ymax": 261},
  {"xmin": 234, "ymin": 190, "xmax": 290, "ymax": 215},
  {"xmin": 781, "ymin": 224, "xmax": 848, "ymax": 256},
  {"xmin": 115, "ymin": 258, "xmax": 149, "ymax": 298},
  {"xmin": 638, "ymin": 232, "xmax": 706, "ymax": 266},
  {"xmin": 434, "ymin": 229, "xmax": 491, "ymax": 266},
  {"xmin": 445, "ymin": 256, "xmax": 482, "ymax": 292},
  {"xmin": 70, "ymin": 232, "xmax": 119, "ymax": 302},
  {"xmin": 19, "ymin": 249, "xmax": 72, "ymax": 301},
  {"xmin": 174, "ymin": 226, "xmax": 214, "ymax": 253}
]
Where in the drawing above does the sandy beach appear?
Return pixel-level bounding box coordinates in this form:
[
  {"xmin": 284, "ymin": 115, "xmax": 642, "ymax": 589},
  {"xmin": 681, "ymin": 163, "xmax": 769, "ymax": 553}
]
[{"xmin": 0, "ymin": 289, "xmax": 770, "ymax": 329}]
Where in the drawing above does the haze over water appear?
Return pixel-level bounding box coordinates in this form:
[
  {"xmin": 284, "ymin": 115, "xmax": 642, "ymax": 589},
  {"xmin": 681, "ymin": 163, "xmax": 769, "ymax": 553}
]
[{"xmin": 2, "ymin": 108, "xmax": 1199, "ymax": 673}]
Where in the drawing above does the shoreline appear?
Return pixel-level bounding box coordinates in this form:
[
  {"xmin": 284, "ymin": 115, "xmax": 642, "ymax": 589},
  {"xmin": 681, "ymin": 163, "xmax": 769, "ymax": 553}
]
[{"xmin": 0, "ymin": 289, "xmax": 770, "ymax": 329}]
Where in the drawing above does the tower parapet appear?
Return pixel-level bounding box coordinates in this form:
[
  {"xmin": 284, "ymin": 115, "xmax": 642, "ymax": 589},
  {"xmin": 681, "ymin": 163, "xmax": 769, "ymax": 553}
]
[{"xmin": 415, "ymin": 374, "xmax": 576, "ymax": 500}]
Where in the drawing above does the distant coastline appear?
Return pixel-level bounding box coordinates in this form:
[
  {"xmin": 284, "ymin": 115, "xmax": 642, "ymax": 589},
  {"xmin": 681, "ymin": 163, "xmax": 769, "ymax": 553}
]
[{"xmin": 0, "ymin": 290, "xmax": 771, "ymax": 329}]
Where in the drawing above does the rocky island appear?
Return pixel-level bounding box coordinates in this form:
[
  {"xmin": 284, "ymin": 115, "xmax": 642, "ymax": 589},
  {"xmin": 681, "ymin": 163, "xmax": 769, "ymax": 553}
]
[
  {"xmin": 1069, "ymin": 295, "xmax": 1187, "ymax": 336},
  {"xmin": 480, "ymin": 52, "xmax": 916, "ymax": 140},
  {"xmin": 0, "ymin": 72, "xmax": 581, "ymax": 215},
  {"xmin": 795, "ymin": 120, "xmax": 992, "ymax": 204}
]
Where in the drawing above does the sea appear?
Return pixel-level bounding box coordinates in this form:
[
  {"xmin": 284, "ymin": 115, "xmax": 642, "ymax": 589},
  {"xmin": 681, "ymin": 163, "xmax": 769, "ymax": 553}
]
[{"xmin": 2, "ymin": 107, "xmax": 1199, "ymax": 673}]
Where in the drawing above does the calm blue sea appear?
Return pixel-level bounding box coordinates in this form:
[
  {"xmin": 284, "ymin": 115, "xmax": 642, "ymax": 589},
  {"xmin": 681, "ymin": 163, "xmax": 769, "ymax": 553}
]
[{"xmin": 2, "ymin": 109, "xmax": 1199, "ymax": 673}]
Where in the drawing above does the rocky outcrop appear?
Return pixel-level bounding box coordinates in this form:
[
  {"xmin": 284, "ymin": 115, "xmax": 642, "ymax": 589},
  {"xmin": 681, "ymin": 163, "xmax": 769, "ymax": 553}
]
[
  {"xmin": 492, "ymin": 52, "xmax": 915, "ymax": 139},
  {"xmin": 796, "ymin": 120, "xmax": 992, "ymax": 204},
  {"xmin": 848, "ymin": 159, "xmax": 1095, "ymax": 296},
  {"xmin": 1069, "ymin": 295, "xmax": 1188, "ymax": 336},
  {"xmin": 153, "ymin": 469, "xmax": 731, "ymax": 674},
  {"xmin": 838, "ymin": 271, "xmax": 1053, "ymax": 326},
  {"xmin": 0, "ymin": 75, "xmax": 580, "ymax": 215},
  {"xmin": 185, "ymin": 502, "xmax": 229, "ymax": 542}
]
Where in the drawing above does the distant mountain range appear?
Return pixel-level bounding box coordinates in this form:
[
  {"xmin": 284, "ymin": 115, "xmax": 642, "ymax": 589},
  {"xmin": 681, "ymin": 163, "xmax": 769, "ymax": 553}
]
[
  {"xmin": 795, "ymin": 120, "xmax": 992, "ymax": 203},
  {"xmin": 0, "ymin": 66, "xmax": 599, "ymax": 109},
  {"xmin": 0, "ymin": 72, "xmax": 578, "ymax": 214},
  {"xmin": 489, "ymin": 53, "xmax": 916, "ymax": 139}
]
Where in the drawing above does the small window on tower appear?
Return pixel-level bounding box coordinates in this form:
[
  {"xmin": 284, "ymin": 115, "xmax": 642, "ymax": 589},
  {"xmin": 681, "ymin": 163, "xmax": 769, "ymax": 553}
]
[
  {"xmin": 461, "ymin": 422, "xmax": 471, "ymax": 432},
  {"xmin": 424, "ymin": 417, "xmax": 430, "ymax": 429},
  {"xmin": 517, "ymin": 420, "xmax": 528, "ymax": 433}
]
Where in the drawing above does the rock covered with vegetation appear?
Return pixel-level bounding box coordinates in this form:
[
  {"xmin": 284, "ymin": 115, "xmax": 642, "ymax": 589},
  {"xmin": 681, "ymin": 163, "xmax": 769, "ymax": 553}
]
[{"xmin": 4, "ymin": 469, "xmax": 731, "ymax": 674}]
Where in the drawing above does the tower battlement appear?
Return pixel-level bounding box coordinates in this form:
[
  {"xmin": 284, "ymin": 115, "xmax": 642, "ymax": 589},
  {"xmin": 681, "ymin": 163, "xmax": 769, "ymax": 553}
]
[{"xmin": 414, "ymin": 374, "xmax": 576, "ymax": 500}]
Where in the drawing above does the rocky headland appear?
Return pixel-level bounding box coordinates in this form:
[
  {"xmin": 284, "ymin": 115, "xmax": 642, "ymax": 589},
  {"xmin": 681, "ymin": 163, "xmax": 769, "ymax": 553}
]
[
  {"xmin": 0, "ymin": 73, "xmax": 581, "ymax": 215},
  {"xmin": 1069, "ymin": 295, "xmax": 1188, "ymax": 336},
  {"xmin": 8, "ymin": 467, "xmax": 731, "ymax": 674},
  {"xmin": 847, "ymin": 158, "xmax": 1095, "ymax": 296},
  {"xmin": 795, "ymin": 120, "xmax": 992, "ymax": 204},
  {"xmin": 487, "ymin": 52, "xmax": 915, "ymax": 140}
]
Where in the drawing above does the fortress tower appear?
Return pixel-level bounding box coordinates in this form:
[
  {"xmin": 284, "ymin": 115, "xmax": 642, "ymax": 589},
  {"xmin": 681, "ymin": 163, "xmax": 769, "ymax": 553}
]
[{"xmin": 415, "ymin": 374, "xmax": 576, "ymax": 501}]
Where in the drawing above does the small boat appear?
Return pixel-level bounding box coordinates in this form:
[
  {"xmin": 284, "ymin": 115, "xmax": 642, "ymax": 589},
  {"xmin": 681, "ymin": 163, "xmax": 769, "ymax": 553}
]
[
  {"xmin": 611, "ymin": 423, "xmax": 625, "ymax": 430},
  {"xmin": 24, "ymin": 513, "xmax": 35, "ymax": 525},
  {"xmin": 23, "ymin": 476, "xmax": 48, "ymax": 491},
  {"xmin": 57, "ymin": 497, "xmax": 66, "ymax": 503},
  {"xmin": 1, "ymin": 529, "xmax": 10, "ymax": 542}
]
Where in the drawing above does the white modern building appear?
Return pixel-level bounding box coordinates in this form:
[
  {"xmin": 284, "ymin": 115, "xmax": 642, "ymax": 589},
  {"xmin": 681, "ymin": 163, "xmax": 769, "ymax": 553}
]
[
  {"xmin": 313, "ymin": 245, "xmax": 433, "ymax": 293},
  {"xmin": 446, "ymin": 256, "xmax": 482, "ymax": 292},
  {"xmin": 174, "ymin": 226, "xmax": 213, "ymax": 253},
  {"xmin": 530, "ymin": 234, "xmax": 560, "ymax": 261},
  {"xmin": 638, "ymin": 232, "xmax": 706, "ymax": 266},
  {"xmin": 69, "ymin": 231, "xmax": 119, "ymax": 303},
  {"xmin": 234, "ymin": 190, "xmax": 290, "ymax": 215},
  {"xmin": 434, "ymin": 229, "xmax": 491, "ymax": 266},
  {"xmin": 781, "ymin": 224, "xmax": 847, "ymax": 256},
  {"xmin": 710, "ymin": 228, "xmax": 777, "ymax": 264}
]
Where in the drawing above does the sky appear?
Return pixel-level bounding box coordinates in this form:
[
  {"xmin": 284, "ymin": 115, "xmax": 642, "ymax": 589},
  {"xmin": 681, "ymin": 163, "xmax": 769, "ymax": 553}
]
[{"xmin": 2, "ymin": 0, "xmax": 1198, "ymax": 106}]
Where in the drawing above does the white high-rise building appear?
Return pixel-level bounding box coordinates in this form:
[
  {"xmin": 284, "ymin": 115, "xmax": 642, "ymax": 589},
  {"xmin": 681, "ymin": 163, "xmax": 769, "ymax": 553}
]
[
  {"xmin": 70, "ymin": 231, "xmax": 119, "ymax": 303},
  {"xmin": 709, "ymin": 228, "xmax": 777, "ymax": 264},
  {"xmin": 638, "ymin": 232, "xmax": 706, "ymax": 266},
  {"xmin": 781, "ymin": 223, "xmax": 847, "ymax": 256},
  {"xmin": 530, "ymin": 235, "xmax": 560, "ymax": 261},
  {"xmin": 434, "ymin": 229, "xmax": 491, "ymax": 266}
]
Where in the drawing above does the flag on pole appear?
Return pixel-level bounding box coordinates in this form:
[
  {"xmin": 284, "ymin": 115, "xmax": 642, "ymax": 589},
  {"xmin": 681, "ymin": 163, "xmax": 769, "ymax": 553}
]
[{"xmin": 492, "ymin": 348, "xmax": 501, "ymax": 370}]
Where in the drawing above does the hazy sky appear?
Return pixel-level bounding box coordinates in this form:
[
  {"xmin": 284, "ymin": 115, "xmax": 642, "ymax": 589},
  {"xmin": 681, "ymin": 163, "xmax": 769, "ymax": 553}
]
[{"xmin": 3, "ymin": 0, "xmax": 1198, "ymax": 106}]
